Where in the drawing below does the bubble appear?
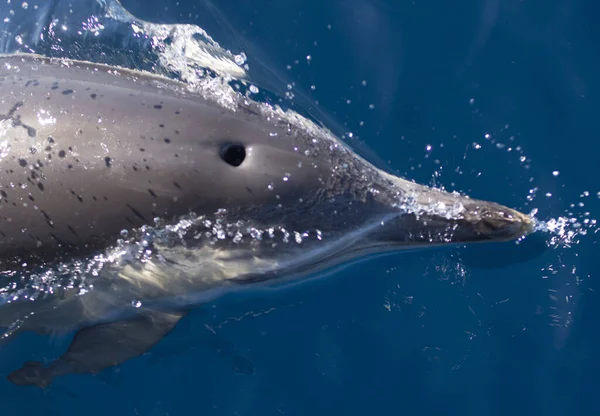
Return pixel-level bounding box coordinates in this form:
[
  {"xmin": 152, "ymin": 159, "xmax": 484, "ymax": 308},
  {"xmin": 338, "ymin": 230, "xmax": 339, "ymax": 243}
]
[
  {"xmin": 249, "ymin": 85, "xmax": 259, "ymax": 94},
  {"xmin": 552, "ymin": 171, "xmax": 560, "ymax": 177}
]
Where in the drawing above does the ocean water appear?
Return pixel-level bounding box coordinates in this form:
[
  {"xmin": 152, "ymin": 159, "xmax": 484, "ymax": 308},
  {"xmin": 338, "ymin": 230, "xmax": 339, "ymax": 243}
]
[{"xmin": 0, "ymin": 0, "xmax": 598, "ymax": 415}]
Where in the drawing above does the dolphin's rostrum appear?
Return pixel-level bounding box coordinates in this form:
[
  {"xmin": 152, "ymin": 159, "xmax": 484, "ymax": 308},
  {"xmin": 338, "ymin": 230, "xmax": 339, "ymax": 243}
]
[{"xmin": 0, "ymin": 53, "xmax": 533, "ymax": 387}]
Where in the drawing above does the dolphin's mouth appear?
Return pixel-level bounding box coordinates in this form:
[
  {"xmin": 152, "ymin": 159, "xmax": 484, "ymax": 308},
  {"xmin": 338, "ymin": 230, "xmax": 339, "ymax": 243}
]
[{"xmin": 232, "ymin": 199, "xmax": 536, "ymax": 287}]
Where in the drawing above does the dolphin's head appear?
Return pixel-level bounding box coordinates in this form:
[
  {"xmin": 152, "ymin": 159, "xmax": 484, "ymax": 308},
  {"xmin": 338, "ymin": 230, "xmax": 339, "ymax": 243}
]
[
  {"xmin": 196, "ymin": 126, "xmax": 534, "ymax": 244},
  {"xmin": 137, "ymin": 100, "xmax": 535, "ymax": 276},
  {"xmin": 175, "ymin": 104, "xmax": 534, "ymax": 246},
  {"xmin": 160, "ymin": 107, "xmax": 535, "ymax": 284}
]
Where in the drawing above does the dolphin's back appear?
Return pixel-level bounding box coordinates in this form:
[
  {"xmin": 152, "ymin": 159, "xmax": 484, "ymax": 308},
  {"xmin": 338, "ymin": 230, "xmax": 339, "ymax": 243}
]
[{"xmin": 0, "ymin": 55, "xmax": 204, "ymax": 262}]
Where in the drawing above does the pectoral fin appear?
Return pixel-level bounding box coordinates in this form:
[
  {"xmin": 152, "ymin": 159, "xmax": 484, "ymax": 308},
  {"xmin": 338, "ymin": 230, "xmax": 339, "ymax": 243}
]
[{"xmin": 7, "ymin": 310, "xmax": 185, "ymax": 388}]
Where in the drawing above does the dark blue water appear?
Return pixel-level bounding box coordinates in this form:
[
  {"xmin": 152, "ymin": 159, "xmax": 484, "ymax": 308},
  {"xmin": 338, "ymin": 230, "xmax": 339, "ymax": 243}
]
[{"xmin": 1, "ymin": 0, "xmax": 599, "ymax": 415}]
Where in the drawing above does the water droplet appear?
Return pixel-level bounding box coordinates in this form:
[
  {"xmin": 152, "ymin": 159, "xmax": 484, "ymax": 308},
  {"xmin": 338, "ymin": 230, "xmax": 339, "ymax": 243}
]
[
  {"xmin": 234, "ymin": 52, "xmax": 246, "ymax": 65},
  {"xmin": 120, "ymin": 229, "xmax": 129, "ymax": 237},
  {"xmin": 233, "ymin": 232, "xmax": 243, "ymax": 243},
  {"xmin": 132, "ymin": 300, "xmax": 142, "ymax": 308}
]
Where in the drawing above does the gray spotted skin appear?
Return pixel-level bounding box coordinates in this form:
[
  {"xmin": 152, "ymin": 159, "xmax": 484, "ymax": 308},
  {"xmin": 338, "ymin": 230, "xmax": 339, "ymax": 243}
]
[
  {"xmin": 0, "ymin": 54, "xmax": 534, "ymax": 387},
  {"xmin": 0, "ymin": 54, "xmax": 338, "ymax": 267}
]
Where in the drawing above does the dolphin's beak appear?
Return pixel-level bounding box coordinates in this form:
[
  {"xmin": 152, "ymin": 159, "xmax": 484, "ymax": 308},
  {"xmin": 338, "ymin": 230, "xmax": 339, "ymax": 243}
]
[
  {"xmin": 373, "ymin": 199, "xmax": 534, "ymax": 247},
  {"xmin": 372, "ymin": 176, "xmax": 535, "ymax": 246}
]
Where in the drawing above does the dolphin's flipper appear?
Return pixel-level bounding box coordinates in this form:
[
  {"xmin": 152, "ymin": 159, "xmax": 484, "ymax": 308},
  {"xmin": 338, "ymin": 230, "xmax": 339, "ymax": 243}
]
[{"xmin": 7, "ymin": 310, "xmax": 185, "ymax": 388}]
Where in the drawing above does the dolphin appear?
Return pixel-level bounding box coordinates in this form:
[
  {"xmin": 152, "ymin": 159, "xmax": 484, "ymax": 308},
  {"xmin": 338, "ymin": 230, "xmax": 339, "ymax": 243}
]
[{"xmin": 0, "ymin": 53, "xmax": 533, "ymax": 387}]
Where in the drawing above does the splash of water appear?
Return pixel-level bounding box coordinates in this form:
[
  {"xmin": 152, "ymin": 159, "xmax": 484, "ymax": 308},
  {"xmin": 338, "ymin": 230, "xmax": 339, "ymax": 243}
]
[{"xmin": 97, "ymin": 0, "xmax": 248, "ymax": 81}]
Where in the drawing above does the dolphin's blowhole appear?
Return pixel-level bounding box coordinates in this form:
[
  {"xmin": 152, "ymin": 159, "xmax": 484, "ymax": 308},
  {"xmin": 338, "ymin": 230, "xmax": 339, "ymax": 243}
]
[{"xmin": 220, "ymin": 143, "xmax": 246, "ymax": 167}]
